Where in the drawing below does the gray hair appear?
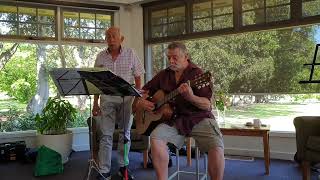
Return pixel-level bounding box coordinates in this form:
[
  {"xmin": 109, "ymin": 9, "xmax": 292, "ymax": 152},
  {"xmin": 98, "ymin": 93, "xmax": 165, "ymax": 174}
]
[{"xmin": 167, "ymin": 41, "xmax": 188, "ymax": 55}]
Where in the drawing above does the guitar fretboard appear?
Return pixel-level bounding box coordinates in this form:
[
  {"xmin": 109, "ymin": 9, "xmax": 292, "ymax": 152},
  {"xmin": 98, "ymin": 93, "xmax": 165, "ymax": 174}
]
[{"xmin": 155, "ymin": 89, "xmax": 179, "ymax": 109}]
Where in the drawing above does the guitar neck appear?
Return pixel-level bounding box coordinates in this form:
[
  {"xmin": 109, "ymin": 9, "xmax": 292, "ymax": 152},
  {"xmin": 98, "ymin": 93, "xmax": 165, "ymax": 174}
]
[{"xmin": 156, "ymin": 89, "xmax": 179, "ymax": 109}]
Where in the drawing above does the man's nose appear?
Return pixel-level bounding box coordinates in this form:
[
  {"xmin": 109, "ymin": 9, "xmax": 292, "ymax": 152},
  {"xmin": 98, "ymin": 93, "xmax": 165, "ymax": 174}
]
[{"xmin": 168, "ymin": 57, "xmax": 174, "ymax": 63}]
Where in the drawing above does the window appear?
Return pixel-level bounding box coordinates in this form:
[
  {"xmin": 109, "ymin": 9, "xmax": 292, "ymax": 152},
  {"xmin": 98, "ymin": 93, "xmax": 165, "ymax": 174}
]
[
  {"xmin": 192, "ymin": 0, "xmax": 233, "ymax": 32},
  {"xmin": 302, "ymin": 0, "xmax": 320, "ymax": 17},
  {"xmin": 242, "ymin": 0, "xmax": 291, "ymax": 26},
  {"xmin": 0, "ymin": 2, "xmax": 114, "ymax": 43},
  {"xmin": 63, "ymin": 10, "xmax": 112, "ymax": 40},
  {"xmin": 0, "ymin": 5, "xmax": 55, "ymax": 38},
  {"xmin": 151, "ymin": 6, "xmax": 186, "ymax": 38},
  {"xmin": 150, "ymin": 24, "xmax": 320, "ymax": 131}
]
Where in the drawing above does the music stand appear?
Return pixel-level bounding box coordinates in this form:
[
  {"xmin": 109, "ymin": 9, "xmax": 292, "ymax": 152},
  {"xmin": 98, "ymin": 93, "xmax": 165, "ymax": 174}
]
[
  {"xmin": 50, "ymin": 68, "xmax": 106, "ymax": 179},
  {"xmin": 50, "ymin": 68, "xmax": 141, "ymax": 180},
  {"xmin": 77, "ymin": 70, "xmax": 141, "ymax": 180}
]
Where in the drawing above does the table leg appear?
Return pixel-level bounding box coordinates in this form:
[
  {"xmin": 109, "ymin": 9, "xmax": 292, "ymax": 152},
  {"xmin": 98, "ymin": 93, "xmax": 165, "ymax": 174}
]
[
  {"xmin": 263, "ymin": 131, "xmax": 270, "ymax": 175},
  {"xmin": 187, "ymin": 137, "xmax": 192, "ymax": 166}
]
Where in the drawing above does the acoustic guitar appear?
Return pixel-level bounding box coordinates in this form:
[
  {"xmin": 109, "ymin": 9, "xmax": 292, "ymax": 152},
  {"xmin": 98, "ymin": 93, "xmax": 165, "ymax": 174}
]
[{"xmin": 134, "ymin": 72, "xmax": 212, "ymax": 135}]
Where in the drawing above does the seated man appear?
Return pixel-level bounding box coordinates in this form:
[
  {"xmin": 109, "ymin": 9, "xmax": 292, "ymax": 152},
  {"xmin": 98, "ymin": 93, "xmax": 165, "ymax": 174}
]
[{"xmin": 133, "ymin": 41, "xmax": 225, "ymax": 180}]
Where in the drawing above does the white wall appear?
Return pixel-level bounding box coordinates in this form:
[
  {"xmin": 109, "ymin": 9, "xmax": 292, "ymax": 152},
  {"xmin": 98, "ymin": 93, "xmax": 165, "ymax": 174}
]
[
  {"xmin": 0, "ymin": 128, "xmax": 297, "ymax": 161},
  {"xmin": 114, "ymin": 4, "xmax": 144, "ymax": 66}
]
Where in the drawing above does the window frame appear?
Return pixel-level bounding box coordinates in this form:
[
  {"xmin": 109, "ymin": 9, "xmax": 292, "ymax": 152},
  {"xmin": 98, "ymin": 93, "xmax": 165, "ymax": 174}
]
[
  {"xmin": 0, "ymin": 2, "xmax": 57, "ymax": 41},
  {"xmin": 0, "ymin": 1, "xmax": 115, "ymax": 44},
  {"xmin": 61, "ymin": 7, "xmax": 114, "ymax": 43},
  {"xmin": 143, "ymin": 0, "xmax": 320, "ymax": 44}
]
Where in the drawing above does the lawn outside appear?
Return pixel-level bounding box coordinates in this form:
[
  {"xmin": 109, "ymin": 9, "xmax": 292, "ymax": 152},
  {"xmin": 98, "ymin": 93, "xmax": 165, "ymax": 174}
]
[{"xmin": 222, "ymin": 103, "xmax": 320, "ymax": 131}]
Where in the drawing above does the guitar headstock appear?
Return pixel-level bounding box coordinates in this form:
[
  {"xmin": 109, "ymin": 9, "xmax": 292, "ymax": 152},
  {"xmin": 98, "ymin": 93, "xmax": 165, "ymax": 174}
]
[{"xmin": 190, "ymin": 71, "xmax": 212, "ymax": 89}]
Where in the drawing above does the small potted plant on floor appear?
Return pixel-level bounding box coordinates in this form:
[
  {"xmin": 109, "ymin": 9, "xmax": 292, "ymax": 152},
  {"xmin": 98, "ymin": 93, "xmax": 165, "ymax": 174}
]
[{"xmin": 35, "ymin": 97, "xmax": 77, "ymax": 163}]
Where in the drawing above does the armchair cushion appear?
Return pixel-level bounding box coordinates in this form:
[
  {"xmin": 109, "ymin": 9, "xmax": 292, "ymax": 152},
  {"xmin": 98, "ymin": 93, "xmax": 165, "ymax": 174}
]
[{"xmin": 306, "ymin": 136, "xmax": 320, "ymax": 152}]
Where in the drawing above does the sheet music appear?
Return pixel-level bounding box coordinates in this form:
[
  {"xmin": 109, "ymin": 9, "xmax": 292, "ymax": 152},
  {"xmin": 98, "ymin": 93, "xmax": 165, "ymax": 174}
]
[
  {"xmin": 50, "ymin": 68, "xmax": 141, "ymax": 97},
  {"xmin": 50, "ymin": 68, "xmax": 107, "ymax": 96},
  {"xmin": 78, "ymin": 70, "xmax": 142, "ymax": 97}
]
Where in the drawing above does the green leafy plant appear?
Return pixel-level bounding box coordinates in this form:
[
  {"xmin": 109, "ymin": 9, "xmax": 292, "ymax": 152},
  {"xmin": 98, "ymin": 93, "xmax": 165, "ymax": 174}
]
[{"xmin": 35, "ymin": 97, "xmax": 77, "ymax": 135}]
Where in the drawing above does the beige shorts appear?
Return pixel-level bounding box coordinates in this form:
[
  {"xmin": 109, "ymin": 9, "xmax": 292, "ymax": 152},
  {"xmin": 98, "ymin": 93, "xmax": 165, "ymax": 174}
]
[{"xmin": 150, "ymin": 118, "xmax": 224, "ymax": 152}]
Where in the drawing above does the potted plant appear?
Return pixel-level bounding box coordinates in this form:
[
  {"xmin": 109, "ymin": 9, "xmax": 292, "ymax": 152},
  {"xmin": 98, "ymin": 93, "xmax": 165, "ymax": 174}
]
[{"xmin": 35, "ymin": 97, "xmax": 77, "ymax": 163}]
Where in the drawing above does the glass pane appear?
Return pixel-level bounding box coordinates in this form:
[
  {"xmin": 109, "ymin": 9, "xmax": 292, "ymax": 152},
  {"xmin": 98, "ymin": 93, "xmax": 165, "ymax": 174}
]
[
  {"xmin": 80, "ymin": 28, "xmax": 95, "ymax": 39},
  {"xmin": 38, "ymin": 9, "xmax": 55, "ymax": 24},
  {"xmin": 0, "ymin": 5, "xmax": 17, "ymax": 13},
  {"xmin": 64, "ymin": 27, "xmax": 79, "ymax": 38},
  {"xmin": 213, "ymin": 15, "xmax": 233, "ymax": 29},
  {"xmin": 193, "ymin": 1, "xmax": 211, "ymax": 19},
  {"xmin": 266, "ymin": 5, "xmax": 290, "ymax": 22},
  {"xmin": 0, "ymin": 12, "xmax": 17, "ymax": 21},
  {"xmin": 242, "ymin": 0, "xmax": 264, "ymax": 11},
  {"xmin": 0, "ymin": 21, "xmax": 17, "ymax": 35},
  {"xmin": 80, "ymin": 13, "xmax": 95, "ymax": 28},
  {"xmin": 63, "ymin": 11, "xmax": 79, "ymax": 27},
  {"xmin": 19, "ymin": 7, "xmax": 36, "ymax": 23},
  {"xmin": 193, "ymin": 18, "xmax": 212, "ymax": 32},
  {"xmin": 96, "ymin": 28, "xmax": 106, "ymax": 40},
  {"xmin": 213, "ymin": 0, "xmax": 233, "ymax": 15},
  {"xmin": 151, "ymin": 43, "xmax": 168, "ymax": 75},
  {"xmin": 151, "ymin": 25, "xmax": 167, "ymax": 38},
  {"xmin": 266, "ymin": 0, "xmax": 290, "ymax": 7},
  {"xmin": 0, "ymin": 5, "xmax": 17, "ymax": 21},
  {"xmin": 168, "ymin": 6, "xmax": 185, "ymax": 23},
  {"xmin": 151, "ymin": 9, "xmax": 167, "ymax": 25},
  {"xmin": 39, "ymin": 25, "xmax": 55, "ymax": 37},
  {"xmin": 19, "ymin": 23, "xmax": 37, "ymax": 36},
  {"xmin": 242, "ymin": 9, "xmax": 265, "ymax": 26},
  {"xmin": 168, "ymin": 22, "xmax": 185, "ymax": 36},
  {"xmin": 96, "ymin": 14, "xmax": 111, "ymax": 28},
  {"xmin": 302, "ymin": 0, "xmax": 320, "ymax": 17}
]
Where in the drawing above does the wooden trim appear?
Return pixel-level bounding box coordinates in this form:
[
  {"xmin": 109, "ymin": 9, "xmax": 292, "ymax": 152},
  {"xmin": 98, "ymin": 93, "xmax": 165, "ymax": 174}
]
[{"xmin": 13, "ymin": 0, "xmax": 120, "ymax": 10}]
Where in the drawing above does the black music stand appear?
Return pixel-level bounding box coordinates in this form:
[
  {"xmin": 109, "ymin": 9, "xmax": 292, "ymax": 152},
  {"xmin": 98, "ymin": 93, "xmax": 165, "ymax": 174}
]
[
  {"xmin": 300, "ymin": 44, "xmax": 320, "ymax": 84},
  {"xmin": 50, "ymin": 68, "xmax": 106, "ymax": 180},
  {"xmin": 77, "ymin": 70, "xmax": 141, "ymax": 180},
  {"xmin": 50, "ymin": 68, "xmax": 141, "ymax": 180}
]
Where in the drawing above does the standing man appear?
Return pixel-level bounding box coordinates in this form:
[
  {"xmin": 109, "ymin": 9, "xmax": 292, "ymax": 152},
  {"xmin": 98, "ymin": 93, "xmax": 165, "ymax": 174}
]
[
  {"xmin": 133, "ymin": 42, "xmax": 225, "ymax": 180},
  {"xmin": 93, "ymin": 26, "xmax": 145, "ymax": 180}
]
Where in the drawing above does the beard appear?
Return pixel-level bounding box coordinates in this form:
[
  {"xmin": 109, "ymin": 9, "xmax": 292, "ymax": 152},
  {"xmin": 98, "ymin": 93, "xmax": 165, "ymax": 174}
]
[{"xmin": 169, "ymin": 64, "xmax": 181, "ymax": 71}]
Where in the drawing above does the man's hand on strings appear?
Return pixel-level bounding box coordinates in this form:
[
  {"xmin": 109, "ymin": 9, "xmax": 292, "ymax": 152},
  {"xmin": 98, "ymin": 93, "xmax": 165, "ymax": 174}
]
[
  {"xmin": 178, "ymin": 82, "xmax": 194, "ymax": 102},
  {"xmin": 138, "ymin": 90, "xmax": 156, "ymax": 112}
]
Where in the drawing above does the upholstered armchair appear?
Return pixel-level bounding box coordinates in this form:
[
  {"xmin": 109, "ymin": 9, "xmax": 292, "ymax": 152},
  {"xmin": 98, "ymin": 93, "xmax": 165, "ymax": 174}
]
[
  {"xmin": 294, "ymin": 116, "xmax": 320, "ymax": 180},
  {"xmin": 87, "ymin": 116, "xmax": 149, "ymax": 168}
]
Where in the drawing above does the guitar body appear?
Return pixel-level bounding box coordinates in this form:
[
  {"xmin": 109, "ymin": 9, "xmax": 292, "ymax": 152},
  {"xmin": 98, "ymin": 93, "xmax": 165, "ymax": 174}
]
[{"xmin": 135, "ymin": 89, "xmax": 172, "ymax": 135}]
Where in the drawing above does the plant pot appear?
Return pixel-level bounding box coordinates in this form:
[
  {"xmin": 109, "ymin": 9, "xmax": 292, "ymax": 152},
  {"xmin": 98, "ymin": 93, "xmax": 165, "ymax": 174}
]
[{"xmin": 37, "ymin": 130, "xmax": 73, "ymax": 164}]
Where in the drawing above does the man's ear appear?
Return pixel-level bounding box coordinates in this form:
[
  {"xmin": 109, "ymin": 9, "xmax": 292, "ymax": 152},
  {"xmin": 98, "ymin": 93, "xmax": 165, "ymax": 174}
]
[{"xmin": 121, "ymin": 36, "xmax": 124, "ymax": 42}]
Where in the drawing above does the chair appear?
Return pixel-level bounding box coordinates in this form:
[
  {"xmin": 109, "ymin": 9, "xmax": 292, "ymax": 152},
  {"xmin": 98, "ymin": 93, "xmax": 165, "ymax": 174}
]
[
  {"xmin": 87, "ymin": 116, "xmax": 149, "ymax": 168},
  {"xmin": 294, "ymin": 116, "xmax": 320, "ymax": 180},
  {"xmin": 168, "ymin": 137, "xmax": 208, "ymax": 180}
]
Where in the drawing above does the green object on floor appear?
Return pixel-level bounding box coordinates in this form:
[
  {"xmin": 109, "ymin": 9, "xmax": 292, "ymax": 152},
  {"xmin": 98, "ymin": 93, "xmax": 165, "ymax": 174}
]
[{"xmin": 34, "ymin": 145, "xmax": 63, "ymax": 176}]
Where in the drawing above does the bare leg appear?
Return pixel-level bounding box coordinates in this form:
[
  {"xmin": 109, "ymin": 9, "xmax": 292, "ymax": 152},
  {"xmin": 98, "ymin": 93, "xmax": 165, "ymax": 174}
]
[
  {"xmin": 207, "ymin": 147, "xmax": 225, "ymax": 180},
  {"xmin": 151, "ymin": 138, "xmax": 169, "ymax": 180}
]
